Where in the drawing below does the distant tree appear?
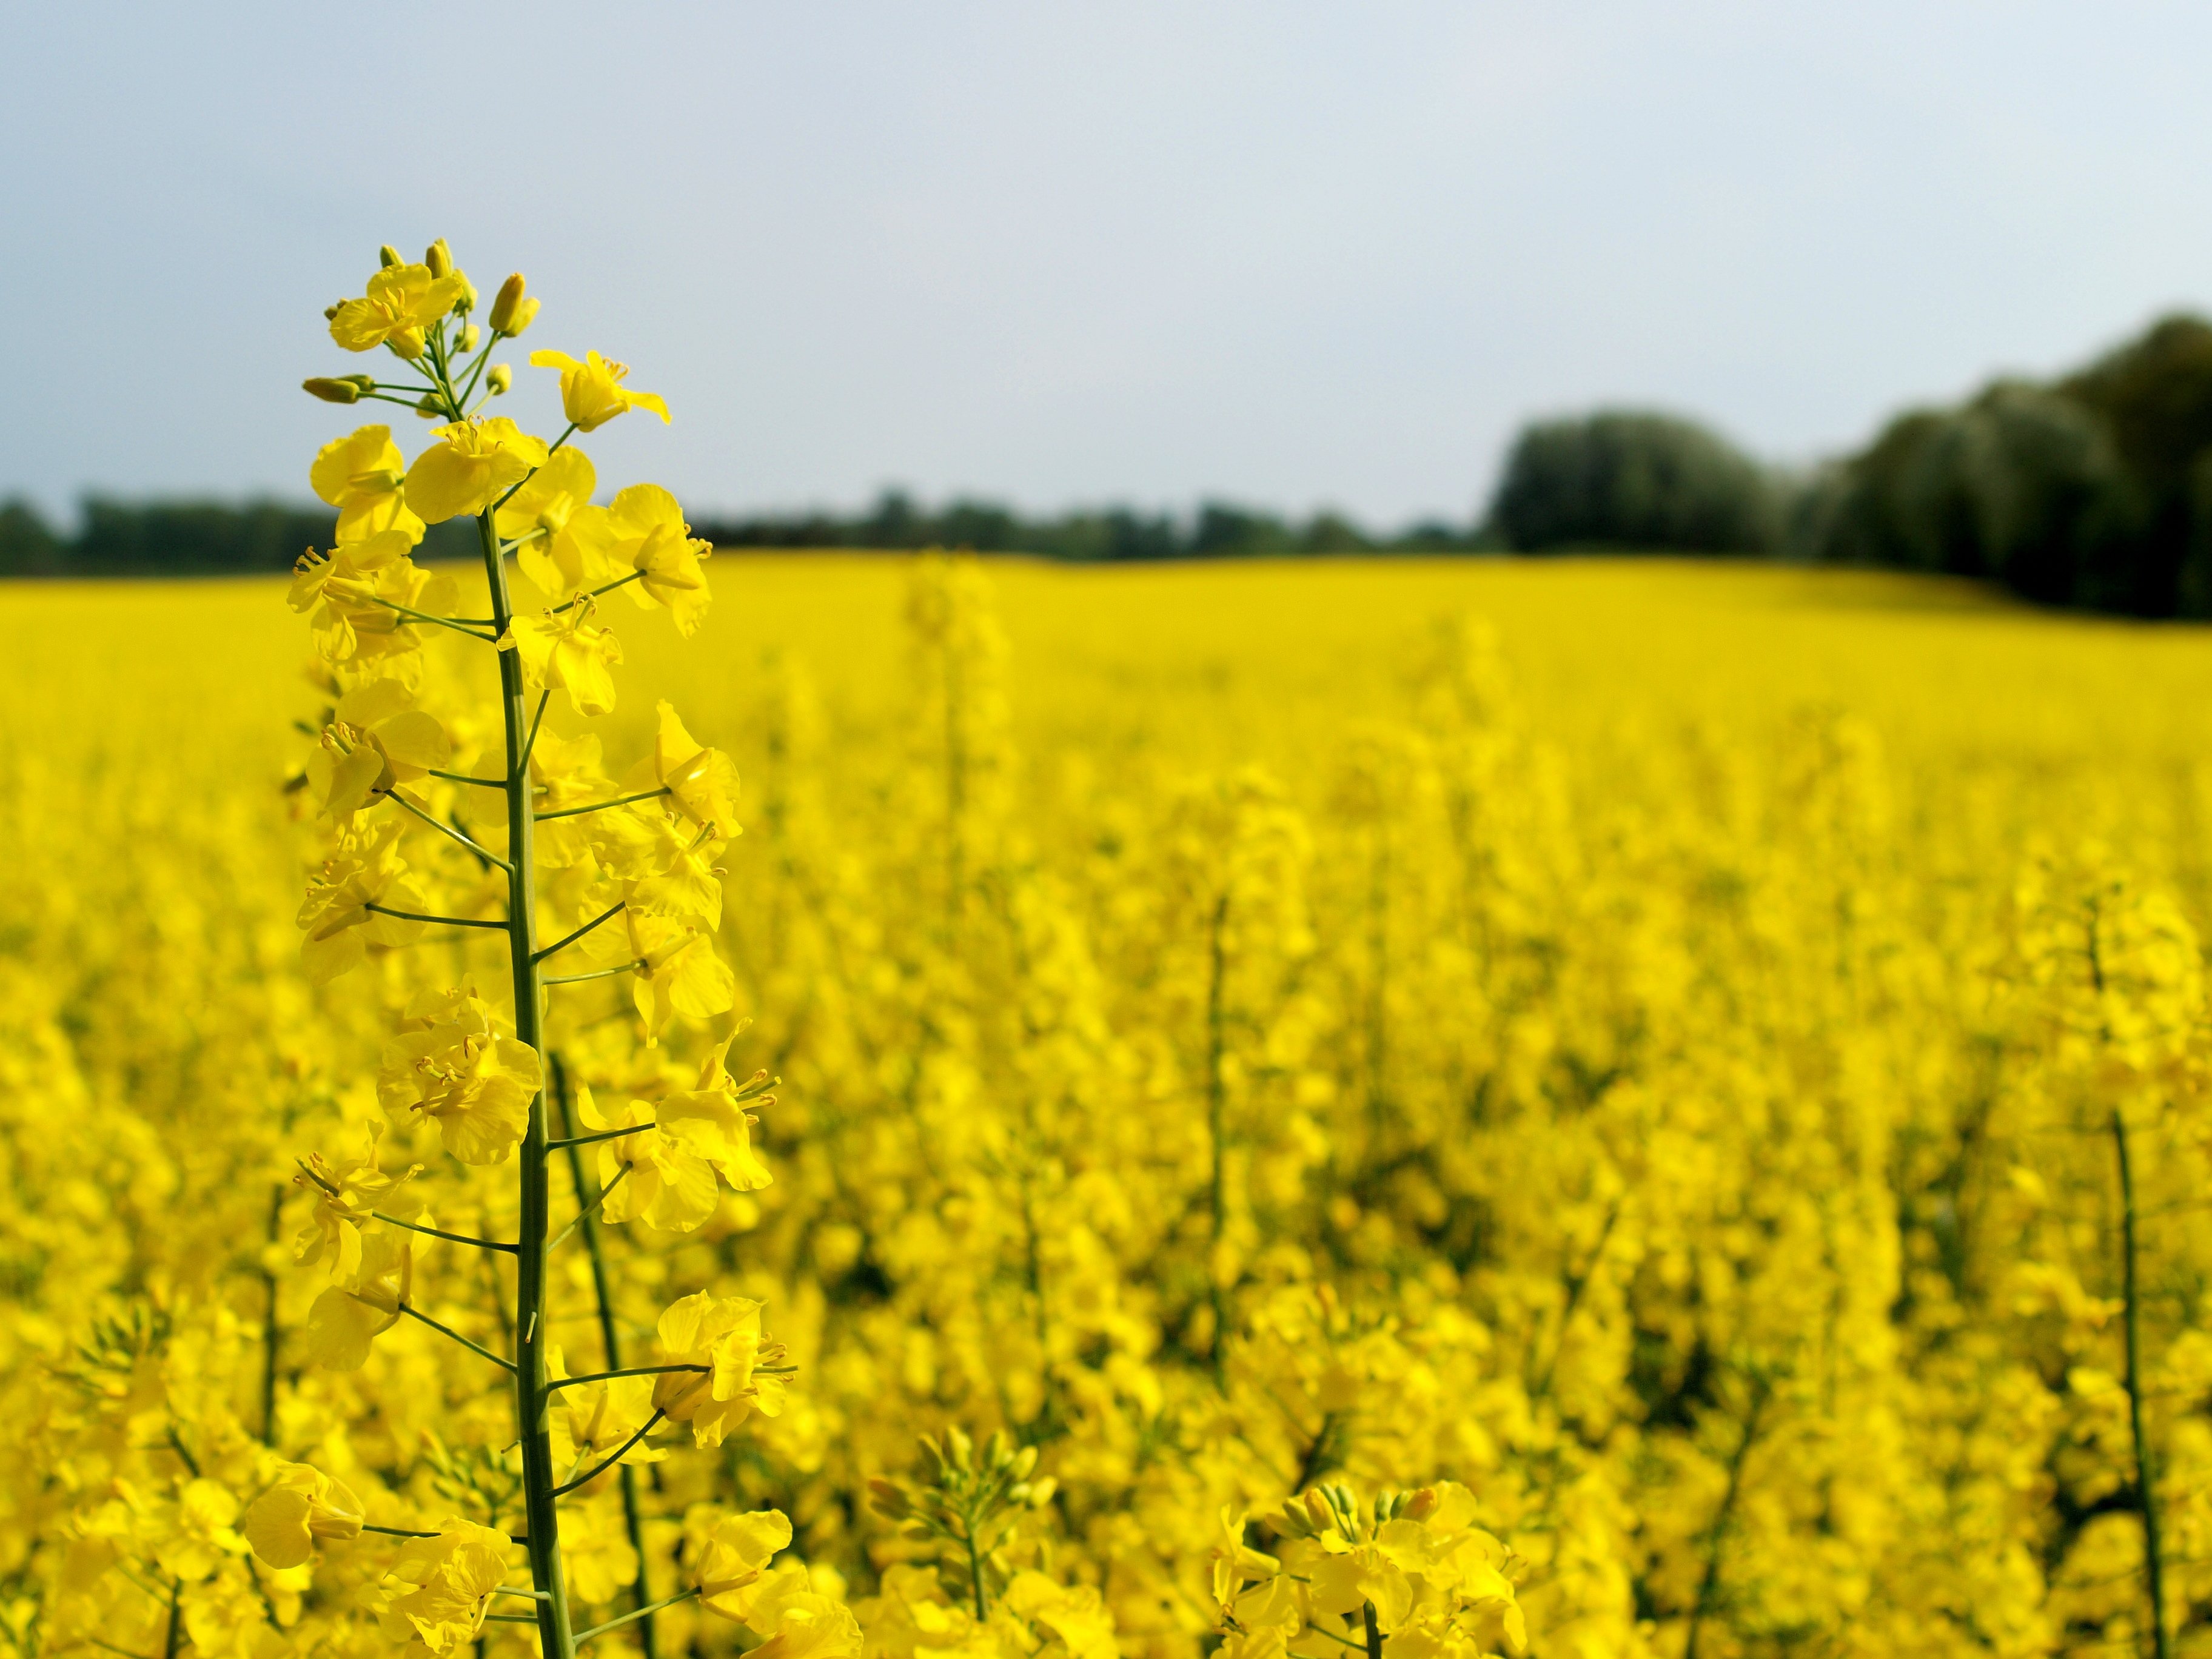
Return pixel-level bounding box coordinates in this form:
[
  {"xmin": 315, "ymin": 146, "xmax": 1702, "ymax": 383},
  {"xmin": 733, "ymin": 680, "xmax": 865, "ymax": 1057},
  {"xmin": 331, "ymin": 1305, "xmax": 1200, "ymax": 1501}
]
[
  {"xmin": 1191, "ymin": 502, "xmax": 1293, "ymax": 558},
  {"xmin": 0, "ymin": 499, "xmax": 62, "ymax": 576},
  {"xmin": 1487, "ymin": 410, "xmax": 1783, "ymax": 555},
  {"xmin": 1803, "ymin": 316, "xmax": 2212, "ymax": 615},
  {"xmin": 1300, "ymin": 512, "xmax": 1372, "ymax": 555}
]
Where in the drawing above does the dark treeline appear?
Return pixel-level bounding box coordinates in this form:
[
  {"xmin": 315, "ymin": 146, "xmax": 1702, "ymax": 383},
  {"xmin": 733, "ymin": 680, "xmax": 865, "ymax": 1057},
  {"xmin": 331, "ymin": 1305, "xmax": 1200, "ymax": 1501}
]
[
  {"xmin": 0, "ymin": 498, "xmax": 478, "ymax": 577},
  {"xmin": 0, "ymin": 491, "xmax": 1477, "ymax": 578},
  {"xmin": 688, "ymin": 492, "xmax": 1476, "ymax": 560},
  {"xmin": 18, "ymin": 310, "xmax": 2212, "ymax": 615}
]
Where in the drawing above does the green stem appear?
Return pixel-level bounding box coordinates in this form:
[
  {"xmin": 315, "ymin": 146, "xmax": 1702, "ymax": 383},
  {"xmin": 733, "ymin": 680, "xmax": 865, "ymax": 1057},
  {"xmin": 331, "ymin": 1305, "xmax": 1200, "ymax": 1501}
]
[
  {"xmin": 1205, "ymin": 889, "xmax": 1230, "ymax": 1382},
  {"xmin": 482, "ymin": 488, "xmax": 577, "ymax": 1658},
  {"xmin": 1362, "ymin": 1603, "xmax": 1382, "ymax": 1659},
  {"xmin": 364, "ymin": 902, "xmax": 508, "ymax": 931},
  {"xmin": 261, "ymin": 1184, "xmax": 283, "ymax": 1445},
  {"xmin": 548, "ymin": 1364, "xmax": 709, "ymax": 1393},
  {"xmin": 547, "ymin": 571, "xmax": 646, "ymax": 617},
  {"xmin": 545, "ymin": 1123, "xmax": 654, "ymax": 1153},
  {"xmin": 554, "ymin": 1406, "xmax": 674, "ymax": 1495},
  {"xmin": 534, "ymin": 903, "xmax": 627, "ymax": 964},
  {"xmin": 552, "ymin": 1054, "xmax": 660, "ymax": 1659},
  {"xmin": 536, "ymin": 787, "xmax": 670, "ymax": 823},
  {"xmin": 366, "ymin": 594, "xmax": 497, "ymax": 641},
  {"xmin": 575, "ymin": 1590, "xmax": 698, "ymax": 1646},
  {"xmin": 399, "ymin": 1302, "xmax": 517, "ymax": 1373},
  {"xmin": 966, "ymin": 1520, "xmax": 989, "ymax": 1621},
  {"xmin": 549, "ymin": 1165, "xmax": 632, "ymax": 1252},
  {"xmin": 2115, "ymin": 1105, "xmax": 2170, "ymax": 1659},
  {"xmin": 1684, "ymin": 1375, "xmax": 1768, "ymax": 1659},
  {"xmin": 373, "ymin": 1210, "xmax": 518, "ymax": 1253},
  {"xmin": 545, "ymin": 961, "xmax": 644, "ymax": 988},
  {"xmin": 387, "ymin": 790, "xmax": 512, "ymax": 871}
]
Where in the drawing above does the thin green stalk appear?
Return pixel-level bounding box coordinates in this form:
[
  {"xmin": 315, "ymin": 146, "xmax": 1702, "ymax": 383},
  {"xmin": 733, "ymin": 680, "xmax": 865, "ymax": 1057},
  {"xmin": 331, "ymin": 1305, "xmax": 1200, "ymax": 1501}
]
[
  {"xmin": 2114, "ymin": 1105, "xmax": 2170, "ymax": 1659},
  {"xmin": 365, "ymin": 902, "xmax": 509, "ymax": 931},
  {"xmin": 372, "ymin": 1210, "xmax": 519, "ymax": 1253},
  {"xmin": 546, "ymin": 1123, "xmax": 654, "ymax": 1152},
  {"xmin": 1205, "ymin": 890, "xmax": 1229, "ymax": 1381},
  {"xmin": 481, "ymin": 484, "xmax": 577, "ymax": 1658},
  {"xmin": 261, "ymin": 1185, "xmax": 283, "ymax": 1445},
  {"xmin": 555, "ymin": 1407, "xmax": 674, "ymax": 1495},
  {"xmin": 387, "ymin": 791, "xmax": 511, "ymax": 870},
  {"xmin": 534, "ymin": 903, "xmax": 627, "ymax": 964},
  {"xmin": 546, "ymin": 961, "xmax": 644, "ymax": 988},
  {"xmin": 549, "ymin": 1165, "xmax": 632, "ymax": 1253},
  {"xmin": 1362, "ymin": 1603, "xmax": 1382, "ymax": 1659},
  {"xmin": 546, "ymin": 1364, "xmax": 708, "ymax": 1392},
  {"xmin": 575, "ymin": 1590, "xmax": 698, "ymax": 1646},
  {"xmin": 1684, "ymin": 1376, "xmax": 1769, "ymax": 1659},
  {"xmin": 399, "ymin": 1303, "xmax": 517, "ymax": 1373},
  {"xmin": 537, "ymin": 787, "xmax": 670, "ymax": 823},
  {"xmin": 552, "ymin": 1053, "xmax": 660, "ymax": 1659}
]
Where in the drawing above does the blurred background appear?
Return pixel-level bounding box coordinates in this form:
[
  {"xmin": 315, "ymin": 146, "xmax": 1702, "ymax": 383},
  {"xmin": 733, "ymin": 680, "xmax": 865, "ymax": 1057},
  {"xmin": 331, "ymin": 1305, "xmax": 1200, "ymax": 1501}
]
[{"xmin": 10, "ymin": 1, "xmax": 2212, "ymax": 611}]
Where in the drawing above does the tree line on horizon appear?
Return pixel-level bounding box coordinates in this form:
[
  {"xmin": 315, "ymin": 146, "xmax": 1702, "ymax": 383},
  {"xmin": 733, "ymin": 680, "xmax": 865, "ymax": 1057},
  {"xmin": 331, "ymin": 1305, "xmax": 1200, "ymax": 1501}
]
[{"xmin": 12, "ymin": 312, "xmax": 2212, "ymax": 615}]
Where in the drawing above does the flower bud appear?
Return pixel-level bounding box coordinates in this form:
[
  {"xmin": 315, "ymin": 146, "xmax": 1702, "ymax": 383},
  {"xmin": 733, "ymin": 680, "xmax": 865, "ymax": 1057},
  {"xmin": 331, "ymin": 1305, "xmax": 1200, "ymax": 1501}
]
[
  {"xmin": 867, "ymin": 1478, "xmax": 910, "ymax": 1520},
  {"xmin": 488, "ymin": 364, "xmax": 513, "ymax": 396},
  {"xmin": 490, "ymin": 273, "xmax": 529, "ymax": 334},
  {"xmin": 302, "ymin": 377, "xmax": 361, "ymax": 404},
  {"xmin": 503, "ymin": 297, "xmax": 541, "ymax": 340},
  {"xmin": 424, "ymin": 238, "xmax": 453, "ymax": 278},
  {"xmin": 455, "ymin": 324, "xmax": 481, "ymax": 355},
  {"xmin": 378, "ymin": 244, "xmax": 401, "ymax": 268},
  {"xmin": 1403, "ymin": 1487, "xmax": 1439, "ymax": 1521},
  {"xmin": 1010, "ymin": 1444, "xmax": 1039, "ymax": 1480},
  {"xmin": 415, "ymin": 395, "xmax": 442, "ymax": 420},
  {"xmin": 455, "ymin": 276, "xmax": 478, "ymax": 314}
]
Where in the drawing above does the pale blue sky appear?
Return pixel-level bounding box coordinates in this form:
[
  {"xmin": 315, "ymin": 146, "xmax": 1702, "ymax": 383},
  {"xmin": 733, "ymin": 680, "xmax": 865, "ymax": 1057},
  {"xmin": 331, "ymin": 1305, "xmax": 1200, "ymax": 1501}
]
[{"xmin": 7, "ymin": 2, "xmax": 2212, "ymax": 530}]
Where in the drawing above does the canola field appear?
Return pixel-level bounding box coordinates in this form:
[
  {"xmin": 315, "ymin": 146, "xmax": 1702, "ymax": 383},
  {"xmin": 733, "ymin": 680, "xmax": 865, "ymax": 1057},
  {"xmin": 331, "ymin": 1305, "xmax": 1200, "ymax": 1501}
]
[{"xmin": 12, "ymin": 551, "xmax": 2212, "ymax": 1659}]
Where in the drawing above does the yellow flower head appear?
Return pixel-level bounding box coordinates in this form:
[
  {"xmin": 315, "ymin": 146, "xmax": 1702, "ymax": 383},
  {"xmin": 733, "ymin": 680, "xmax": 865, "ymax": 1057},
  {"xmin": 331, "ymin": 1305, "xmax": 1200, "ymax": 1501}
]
[
  {"xmin": 378, "ymin": 984, "xmax": 543, "ymax": 1165},
  {"xmin": 306, "ymin": 678, "xmax": 452, "ymax": 822},
  {"xmin": 500, "ymin": 603, "xmax": 625, "ymax": 717},
  {"xmin": 404, "ymin": 417, "xmax": 550, "ymax": 524},
  {"xmin": 583, "ymin": 907, "xmax": 735, "ymax": 1040},
  {"xmin": 494, "ymin": 447, "xmax": 606, "ymax": 595},
  {"xmin": 548, "ymin": 1344, "xmax": 665, "ymax": 1480},
  {"xmin": 653, "ymin": 1292, "xmax": 792, "ymax": 1447},
  {"xmin": 297, "ymin": 820, "xmax": 426, "ymax": 985},
  {"xmin": 244, "ymin": 1463, "xmax": 365, "ymax": 1569},
  {"xmin": 330, "ymin": 261, "xmax": 466, "ymax": 360},
  {"xmin": 293, "ymin": 1125, "xmax": 421, "ymax": 1281},
  {"xmin": 652, "ymin": 700, "xmax": 742, "ymax": 839},
  {"xmin": 569, "ymin": 484, "xmax": 712, "ymax": 633},
  {"xmin": 375, "ymin": 1520, "xmax": 512, "ymax": 1656},
  {"xmin": 311, "ymin": 424, "xmax": 425, "ymax": 541},
  {"xmin": 693, "ymin": 1509, "xmax": 794, "ymax": 1621},
  {"xmin": 529, "ymin": 349, "xmax": 671, "ymax": 432},
  {"xmin": 301, "ymin": 1224, "xmax": 413, "ymax": 1370}
]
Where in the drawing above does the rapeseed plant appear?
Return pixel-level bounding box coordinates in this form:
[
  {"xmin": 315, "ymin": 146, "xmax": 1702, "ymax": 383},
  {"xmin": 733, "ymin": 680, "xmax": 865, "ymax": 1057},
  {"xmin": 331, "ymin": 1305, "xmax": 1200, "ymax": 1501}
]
[{"xmin": 13, "ymin": 297, "xmax": 2212, "ymax": 1659}]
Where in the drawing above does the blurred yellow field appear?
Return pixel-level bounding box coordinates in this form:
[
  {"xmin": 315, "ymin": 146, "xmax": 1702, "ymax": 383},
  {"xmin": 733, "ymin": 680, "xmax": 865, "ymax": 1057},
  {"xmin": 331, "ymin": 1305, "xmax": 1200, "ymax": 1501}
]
[{"xmin": 12, "ymin": 553, "xmax": 2212, "ymax": 1659}]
